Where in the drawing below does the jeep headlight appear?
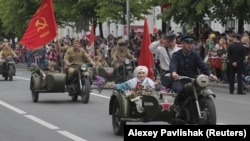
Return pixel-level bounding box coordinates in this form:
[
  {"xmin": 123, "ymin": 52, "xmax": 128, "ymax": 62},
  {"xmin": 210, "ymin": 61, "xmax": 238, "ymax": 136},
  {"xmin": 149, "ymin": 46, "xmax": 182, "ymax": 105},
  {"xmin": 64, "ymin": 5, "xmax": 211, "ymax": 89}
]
[
  {"xmin": 196, "ymin": 74, "xmax": 209, "ymax": 88},
  {"xmin": 81, "ymin": 64, "xmax": 87, "ymax": 71}
]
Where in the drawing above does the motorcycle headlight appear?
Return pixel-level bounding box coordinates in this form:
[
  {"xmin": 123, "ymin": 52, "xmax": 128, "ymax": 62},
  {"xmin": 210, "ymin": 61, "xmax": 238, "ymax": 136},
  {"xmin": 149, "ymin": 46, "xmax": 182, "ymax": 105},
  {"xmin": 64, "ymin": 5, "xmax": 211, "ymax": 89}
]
[
  {"xmin": 124, "ymin": 59, "xmax": 130, "ymax": 64},
  {"xmin": 196, "ymin": 74, "xmax": 209, "ymax": 88},
  {"xmin": 81, "ymin": 64, "xmax": 88, "ymax": 71}
]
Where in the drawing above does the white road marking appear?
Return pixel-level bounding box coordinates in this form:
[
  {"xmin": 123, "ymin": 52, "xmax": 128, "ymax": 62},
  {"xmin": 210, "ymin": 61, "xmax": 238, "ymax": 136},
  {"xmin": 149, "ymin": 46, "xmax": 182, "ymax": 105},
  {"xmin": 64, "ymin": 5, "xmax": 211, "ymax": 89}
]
[
  {"xmin": 0, "ymin": 100, "xmax": 26, "ymax": 114},
  {"xmin": 14, "ymin": 76, "xmax": 30, "ymax": 81},
  {"xmin": 25, "ymin": 115, "xmax": 59, "ymax": 130},
  {"xmin": 58, "ymin": 131, "xmax": 88, "ymax": 141},
  {"xmin": 0, "ymin": 99, "xmax": 88, "ymax": 141},
  {"xmin": 90, "ymin": 92, "xmax": 110, "ymax": 99}
]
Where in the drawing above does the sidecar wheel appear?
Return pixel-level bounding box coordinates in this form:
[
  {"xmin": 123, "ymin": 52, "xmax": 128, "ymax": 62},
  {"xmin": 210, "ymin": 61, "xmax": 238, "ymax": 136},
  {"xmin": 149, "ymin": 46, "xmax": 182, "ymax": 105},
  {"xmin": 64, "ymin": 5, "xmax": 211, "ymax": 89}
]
[
  {"xmin": 32, "ymin": 90, "xmax": 39, "ymax": 103},
  {"xmin": 198, "ymin": 97, "xmax": 216, "ymax": 124},
  {"xmin": 80, "ymin": 78, "xmax": 90, "ymax": 103},
  {"xmin": 112, "ymin": 99, "xmax": 125, "ymax": 136}
]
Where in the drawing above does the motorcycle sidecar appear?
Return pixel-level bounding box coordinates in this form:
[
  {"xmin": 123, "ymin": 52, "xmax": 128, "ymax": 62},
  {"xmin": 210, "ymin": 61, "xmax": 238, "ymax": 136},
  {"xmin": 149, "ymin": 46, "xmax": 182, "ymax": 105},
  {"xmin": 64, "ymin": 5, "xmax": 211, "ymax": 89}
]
[
  {"xmin": 109, "ymin": 89, "xmax": 175, "ymax": 136},
  {"xmin": 30, "ymin": 71, "xmax": 66, "ymax": 103}
]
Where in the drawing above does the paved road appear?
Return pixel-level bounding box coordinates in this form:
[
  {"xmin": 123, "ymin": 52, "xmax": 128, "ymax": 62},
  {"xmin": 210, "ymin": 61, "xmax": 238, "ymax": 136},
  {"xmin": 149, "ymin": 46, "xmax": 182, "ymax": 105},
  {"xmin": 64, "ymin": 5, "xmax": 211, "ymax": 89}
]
[{"xmin": 0, "ymin": 64, "xmax": 249, "ymax": 141}]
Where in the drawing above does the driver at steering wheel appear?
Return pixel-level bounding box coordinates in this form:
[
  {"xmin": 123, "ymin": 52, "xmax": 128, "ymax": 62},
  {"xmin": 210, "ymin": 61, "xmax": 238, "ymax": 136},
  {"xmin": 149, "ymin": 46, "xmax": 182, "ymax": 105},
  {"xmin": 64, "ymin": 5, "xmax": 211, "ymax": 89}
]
[{"xmin": 63, "ymin": 38, "xmax": 95, "ymax": 83}]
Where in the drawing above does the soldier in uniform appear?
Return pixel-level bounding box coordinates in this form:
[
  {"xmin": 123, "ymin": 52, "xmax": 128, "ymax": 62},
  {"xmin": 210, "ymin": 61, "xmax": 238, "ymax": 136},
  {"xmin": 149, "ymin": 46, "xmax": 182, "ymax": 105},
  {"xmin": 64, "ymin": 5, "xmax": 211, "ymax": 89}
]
[
  {"xmin": 63, "ymin": 38, "xmax": 95, "ymax": 83},
  {"xmin": 56, "ymin": 39, "xmax": 71, "ymax": 53},
  {"xmin": 94, "ymin": 54, "xmax": 109, "ymax": 68},
  {"xmin": 0, "ymin": 39, "xmax": 10, "ymax": 51},
  {"xmin": 111, "ymin": 39, "xmax": 136, "ymax": 72},
  {"xmin": 0, "ymin": 40, "xmax": 17, "ymax": 75}
]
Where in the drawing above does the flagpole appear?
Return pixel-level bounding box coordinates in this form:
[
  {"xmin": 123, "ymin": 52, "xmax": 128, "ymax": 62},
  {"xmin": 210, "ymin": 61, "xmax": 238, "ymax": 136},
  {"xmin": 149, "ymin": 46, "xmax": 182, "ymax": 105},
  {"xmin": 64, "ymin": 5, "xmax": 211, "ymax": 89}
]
[{"xmin": 126, "ymin": 0, "xmax": 130, "ymax": 40}]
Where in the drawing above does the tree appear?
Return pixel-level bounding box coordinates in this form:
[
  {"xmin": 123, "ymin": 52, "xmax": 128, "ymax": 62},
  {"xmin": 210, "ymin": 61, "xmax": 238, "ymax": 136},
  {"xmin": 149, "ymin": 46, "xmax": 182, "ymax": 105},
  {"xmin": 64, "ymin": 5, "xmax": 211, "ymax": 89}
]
[
  {"xmin": 95, "ymin": 0, "xmax": 152, "ymax": 24},
  {"xmin": 156, "ymin": 0, "xmax": 250, "ymax": 34}
]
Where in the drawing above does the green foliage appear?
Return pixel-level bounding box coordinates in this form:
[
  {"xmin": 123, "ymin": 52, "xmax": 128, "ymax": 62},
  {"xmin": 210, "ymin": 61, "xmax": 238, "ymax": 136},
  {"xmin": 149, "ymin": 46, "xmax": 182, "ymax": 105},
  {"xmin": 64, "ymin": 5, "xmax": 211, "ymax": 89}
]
[
  {"xmin": 1, "ymin": 0, "xmax": 250, "ymax": 40},
  {"xmin": 95, "ymin": 0, "xmax": 152, "ymax": 24}
]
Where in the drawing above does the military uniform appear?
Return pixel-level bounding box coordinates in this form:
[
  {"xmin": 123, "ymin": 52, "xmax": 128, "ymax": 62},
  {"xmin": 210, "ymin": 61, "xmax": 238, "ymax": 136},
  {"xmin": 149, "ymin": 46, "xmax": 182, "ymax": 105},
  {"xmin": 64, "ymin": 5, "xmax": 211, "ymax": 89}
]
[
  {"xmin": 111, "ymin": 39, "xmax": 134, "ymax": 68},
  {"xmin": 0, "ymin": 46, "xmax": 17, "ymax": 75},
  {"xmin": 64, "ymin": 47, "xmax": 94, "ymax": 80},
  {"xmin": 0, "ymin": 48, "xmax": 17, "ymax": 59}
]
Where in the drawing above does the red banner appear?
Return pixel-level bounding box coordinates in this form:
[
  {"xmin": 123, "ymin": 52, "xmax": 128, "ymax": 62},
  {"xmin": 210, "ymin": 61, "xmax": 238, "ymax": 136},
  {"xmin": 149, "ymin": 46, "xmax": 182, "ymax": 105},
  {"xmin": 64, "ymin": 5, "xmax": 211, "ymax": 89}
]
[
  {"xmin": 138, "ymin": 18, "xmax": 155, "ymax": 80},
  {"xmin": 88, "ymin": 24, "xmax": 95, "ymax": 46},
  {"xmin": 20, "ymin": 0, "xmax": 57, "ymax": 50}
]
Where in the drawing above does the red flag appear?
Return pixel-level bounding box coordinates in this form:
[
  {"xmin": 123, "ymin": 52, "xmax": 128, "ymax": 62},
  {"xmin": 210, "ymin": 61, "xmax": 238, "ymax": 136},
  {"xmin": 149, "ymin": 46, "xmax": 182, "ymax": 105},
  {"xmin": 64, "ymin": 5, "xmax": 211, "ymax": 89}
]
[
  {"xmin": 138, "ymin": 18, "xmax": 154, "ymax": 80},
  {"xmin": 20, "ymin": 0, "xmax": 57, "ymax": 50},
  {"xmin": 87, "ymin": 23, "xmax": 95, "ymax": 59},
  {"xmin": 88, "ymin": 23, "xmax": 95, "ymax": 46}
]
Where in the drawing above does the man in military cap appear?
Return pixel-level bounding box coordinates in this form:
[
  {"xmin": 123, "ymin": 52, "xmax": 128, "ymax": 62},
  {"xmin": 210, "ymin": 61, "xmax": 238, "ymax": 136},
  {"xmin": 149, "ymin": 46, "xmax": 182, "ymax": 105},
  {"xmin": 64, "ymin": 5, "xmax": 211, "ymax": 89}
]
[
  {"xmin": 0, "ymin": 41, "xmax": 17, "ymax": 75},
  {"xmin": 63, "ymin": 38, "xmax": 95, "ymax": 83},
  {"xmin": 111, "ymin": 38, "xmax": 136, "ymax": 69},
  {"xmin": 170, "ymin": 35, "xmax": 218, "ymax": 102},
  {"xmin": 149, "ymin": 33, "xmax": 181, "ymax": 89},
  {"xmin": 0, "ymin": 39, "xmax": 10, "ymax": 51}
]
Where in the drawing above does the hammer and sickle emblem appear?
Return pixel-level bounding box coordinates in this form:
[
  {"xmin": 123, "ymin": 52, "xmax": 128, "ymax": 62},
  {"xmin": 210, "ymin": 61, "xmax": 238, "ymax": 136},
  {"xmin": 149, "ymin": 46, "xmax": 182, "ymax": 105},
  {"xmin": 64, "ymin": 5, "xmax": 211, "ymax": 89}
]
[{"xmin": 35, "ymin": 17, "xmax": 48, "ymax": 32}]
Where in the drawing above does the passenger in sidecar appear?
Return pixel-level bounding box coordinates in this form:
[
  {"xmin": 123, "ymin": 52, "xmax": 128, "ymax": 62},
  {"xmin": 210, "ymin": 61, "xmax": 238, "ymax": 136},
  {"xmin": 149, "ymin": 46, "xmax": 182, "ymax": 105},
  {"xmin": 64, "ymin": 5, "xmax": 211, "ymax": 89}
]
[{"xmin": 29, "ymin": 62, "xmax": 66, "ymax": 102}]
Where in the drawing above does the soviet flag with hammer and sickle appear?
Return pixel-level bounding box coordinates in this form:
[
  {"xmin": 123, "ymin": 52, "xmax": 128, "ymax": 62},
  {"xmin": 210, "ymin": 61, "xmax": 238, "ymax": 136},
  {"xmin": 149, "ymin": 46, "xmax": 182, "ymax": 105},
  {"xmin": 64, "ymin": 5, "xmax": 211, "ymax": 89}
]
[{"xmin": 20, "ymin": 0, "xmax": 57, "ymax": 50}]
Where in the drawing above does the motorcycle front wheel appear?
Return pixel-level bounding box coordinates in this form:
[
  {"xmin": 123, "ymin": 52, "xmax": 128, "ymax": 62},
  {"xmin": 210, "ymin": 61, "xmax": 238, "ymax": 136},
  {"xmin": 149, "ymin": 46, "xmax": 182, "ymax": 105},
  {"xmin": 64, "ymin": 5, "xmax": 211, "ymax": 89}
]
[
  {"xmin": 80, "ymin": 78, "xmax": 90, "ymax": 103},
  {"xmin": 8, "ymin": 65, "xmax": 14, "ymax": 81},
  {"xmin": 198, "ymin": 97, "xmax": 216, "ymax": 124}
]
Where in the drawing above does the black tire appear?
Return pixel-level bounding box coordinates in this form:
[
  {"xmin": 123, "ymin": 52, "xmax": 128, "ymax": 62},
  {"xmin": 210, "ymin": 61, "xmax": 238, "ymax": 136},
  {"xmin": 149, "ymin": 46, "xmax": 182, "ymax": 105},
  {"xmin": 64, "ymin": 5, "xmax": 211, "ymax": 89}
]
[
  {"xmin": 30, "ymin": 76, "xmax": 40, "ymax": 103},
  {"xmin": 112, "ymin": 99, "xmax": 125, "ymax": 136},
  {"xmin": 8, "ymin": 65, "xmax": 14, "ymax": 81},
  {"xmin": 32, "ymin": 90, "xmax": 39, "ymax": 103},
  {"xmin": 4, "ymin": 75, "xmax": 8, "ymax": 80},
  {"xmin": 71, "ymin": 94, "xmax": 78, "ymax": 102},
  {"xmin": 198, "ymin": 97, "xmax": 216, "ymax": 124},
  {"xmin": 80, "ymin": 78, "xmax": 90, "ymax": 103}
]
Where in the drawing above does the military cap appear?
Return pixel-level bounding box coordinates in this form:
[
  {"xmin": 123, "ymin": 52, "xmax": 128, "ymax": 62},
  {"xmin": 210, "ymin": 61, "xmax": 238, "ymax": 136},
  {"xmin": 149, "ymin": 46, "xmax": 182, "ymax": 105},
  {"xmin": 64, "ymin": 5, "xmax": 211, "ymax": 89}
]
[
  {"xmin": 117, "ymin": 39, "xmax": 126, "ymax": 46},
  {"xmin": 168, "ymin": 33, "xmax": 176, "ymax": 40},
  {"xmin": 234, "ymin": 33, "xmax": 242, "ymax": 39},
  {"xmin": 117, "ymin": 39, "xmax": 125, "ymax": 44},
  {"xmin": 3, "ymin": 38, "xmax": 9, "ymax": 42},
  {"xmin": 73, "ymin": 38, "xmax": 80, "ymax": 43},
  {"xmin": 181, "ymin": 35, "xmax": 194, "ymax": 42}
]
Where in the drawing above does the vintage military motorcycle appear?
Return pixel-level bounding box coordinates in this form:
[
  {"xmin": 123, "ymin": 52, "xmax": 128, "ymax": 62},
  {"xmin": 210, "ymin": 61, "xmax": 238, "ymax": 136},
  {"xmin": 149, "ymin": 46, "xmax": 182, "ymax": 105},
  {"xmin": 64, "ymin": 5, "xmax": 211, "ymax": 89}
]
[
  {"xmin": 114, "ymin": 58, "xmax": 134, "ymax": 83},
  {"xmin": 65, "ymin": 63, "xmax": 91, "ymax": 103},
  {"xmin": 109, "ymin": 74, "xmax": 216, "ymax": 135},
  {"xmin": 0, "ymin": 57, "xmax": 16, "ymax": 81},
  {"xmin": 29, "ymin": 63, "xmax": 91, "ymax": 103}
]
